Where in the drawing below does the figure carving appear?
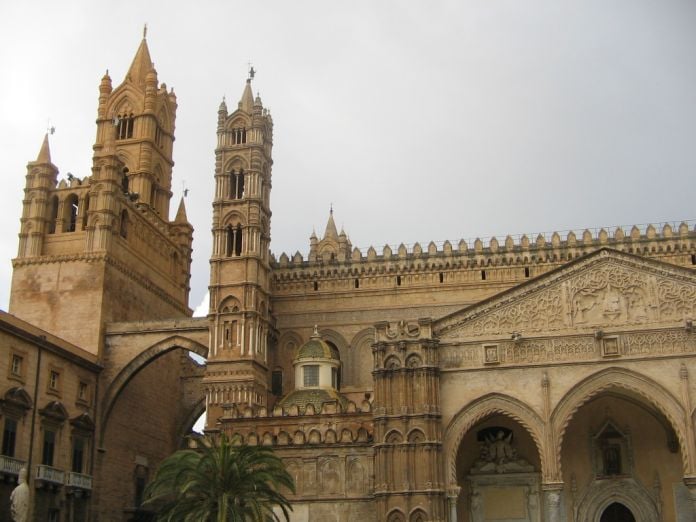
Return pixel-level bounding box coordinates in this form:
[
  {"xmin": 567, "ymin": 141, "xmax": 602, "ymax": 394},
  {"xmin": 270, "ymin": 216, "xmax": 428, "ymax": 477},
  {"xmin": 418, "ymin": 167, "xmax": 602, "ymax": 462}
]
[
  {"xmin": 10, "ymin": 468, "xmax": 29, "ymax": 522},
  {"xmin": 471, "ymin": 429, "xmax": 534, "ymax": 474}
]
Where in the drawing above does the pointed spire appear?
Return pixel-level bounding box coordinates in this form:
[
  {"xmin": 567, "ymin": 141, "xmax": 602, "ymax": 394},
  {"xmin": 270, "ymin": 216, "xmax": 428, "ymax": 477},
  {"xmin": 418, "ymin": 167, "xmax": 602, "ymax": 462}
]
[
  {"xmin": 239, "ymin": 79, "xmax": 254, "ymax": 113},
  {"xmin": 126, "ymin": 36, "xmax": 154, "ymax": 88},
  {"xmin": 174, "ymin": 197, "xmax": 188, "ymax": 223},
  {"xmin": 323, "ymin": 207, "xmax": 338, "ymax": 240},
  {"xmin": 36, "ymin": 133, "xmax": 51, "ymax": 163}
]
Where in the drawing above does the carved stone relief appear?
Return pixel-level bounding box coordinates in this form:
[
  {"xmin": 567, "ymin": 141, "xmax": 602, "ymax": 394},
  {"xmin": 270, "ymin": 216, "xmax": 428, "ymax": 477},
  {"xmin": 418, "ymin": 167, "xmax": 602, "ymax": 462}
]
[{"xmin": 438, "ymin": 254, "xmax": 696, "ymax": 340}]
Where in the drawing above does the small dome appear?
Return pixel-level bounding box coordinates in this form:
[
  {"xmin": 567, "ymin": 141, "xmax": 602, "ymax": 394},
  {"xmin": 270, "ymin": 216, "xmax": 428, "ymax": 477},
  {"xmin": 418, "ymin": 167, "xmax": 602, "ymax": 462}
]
[
  {"xmin": 295, "ymin": 329, "xmax": 339, "ymax": 361},
  {"xmin": 278, "ymin": 388, "xmax": 347, "ymax": 411}
]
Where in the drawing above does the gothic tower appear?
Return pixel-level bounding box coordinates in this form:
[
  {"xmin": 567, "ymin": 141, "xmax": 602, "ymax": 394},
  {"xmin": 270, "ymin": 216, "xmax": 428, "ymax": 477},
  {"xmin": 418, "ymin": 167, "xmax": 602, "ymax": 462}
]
[
  {"xmin": 9, "ymin": 35, "xmax": 193, "ymax": 355},
  {"xmin": 204, "ymin": 75, "xmax": 274, "ymax": 424}
]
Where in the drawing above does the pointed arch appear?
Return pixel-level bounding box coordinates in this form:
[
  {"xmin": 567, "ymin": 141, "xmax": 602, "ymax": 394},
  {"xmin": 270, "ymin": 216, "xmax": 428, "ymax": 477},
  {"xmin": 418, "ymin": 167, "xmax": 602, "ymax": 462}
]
[
  {"xmin": 99, "ymin": 335, "xmax": 209, "ymax": 445},
  {"xmin": 551, "ymin": 366, "xmax": 689, "ymax": 477},
  {"xmin": 443, "ymin": 393, "xmax": 546, "ymax": 486}
]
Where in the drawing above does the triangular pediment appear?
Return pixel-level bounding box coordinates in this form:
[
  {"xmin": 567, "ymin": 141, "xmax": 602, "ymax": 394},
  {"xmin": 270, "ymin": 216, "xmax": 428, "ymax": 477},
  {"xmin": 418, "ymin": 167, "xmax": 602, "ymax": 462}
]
[{"xmin": 435, "ymin": 249, "xmax": 696, "ymax": 340}]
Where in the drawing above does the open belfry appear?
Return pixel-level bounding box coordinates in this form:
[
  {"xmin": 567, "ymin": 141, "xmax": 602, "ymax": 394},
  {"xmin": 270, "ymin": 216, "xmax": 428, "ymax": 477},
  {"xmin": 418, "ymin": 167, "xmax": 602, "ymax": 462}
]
[{"xmin": 2, "ymin": 34, "xmax": 696, "ymax": 522}]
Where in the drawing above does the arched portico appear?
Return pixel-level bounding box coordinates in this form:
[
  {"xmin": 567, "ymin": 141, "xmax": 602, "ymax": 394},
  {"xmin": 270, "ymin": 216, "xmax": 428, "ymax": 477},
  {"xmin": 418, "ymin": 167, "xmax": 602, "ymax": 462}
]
[
  {"xmin": 551, "ymin": 367, "xmax": 690, "ymax": 478},
  {"xmin": 443, "ymin": 394, "xmax": 546, "ymax": 522}
]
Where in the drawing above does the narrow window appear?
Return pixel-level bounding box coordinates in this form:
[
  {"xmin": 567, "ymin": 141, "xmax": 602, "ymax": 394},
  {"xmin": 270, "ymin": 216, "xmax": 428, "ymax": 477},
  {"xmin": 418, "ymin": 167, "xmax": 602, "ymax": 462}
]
[
  {"xmin": 2, "ymin": 418, "xmax": 17, "ymax": 457},
  {"xmin": 692, "ymin": 254, "xmax": 696, "ymax": 265},
  {"xmin": 303, "ymin": 365, "xmax": 319, "ymax": 387},
  {"xmin": 524, "ymin": 267, "xmax": 530, "ymax": 278},
  {"xmin": 155, "ymin": 125, "xmax": 163, "ymax": 148},
  {"xmin": 242, "ymin": 128, "xmax": 247, "ymax": 143},
  {"xmin": 396, "ymin": 275, "xmax": 402, "ymax": 286},
  {"xmin": 67, "ymin": 195, "xmax": 78, "ymax": 232},
  {"xmin": 354, "ymin": 278, "xmax": 359, "ymax": 289},
  {"xmin": 122, "ymin": 168, "xmax": 130, "ymax": 193},
  {"xmin": 11, "ymin": 354, "xmax": 22, "ymax": 376},
  {"xmin": 78, "ymin": 382, "xmax": 89, "ymax": 403},
  {"xmin": 49, "ymin": 370, "xmax": 60, "ymax": 391},
  {"xmin": 231, "ymin": 320, "xmax": 238, "ymax": 346},
  {"xmin": 120, "ymin": 210, "xmax": 129, "ymax": 239},
  {"xmin": 331, "ymin": 367, "xmax": 338, "ymax": 389},
  {"xmin": 481, "ymin": 270, "xmax": 486, "ymax": 281},
  {"xmin": 313, "ymin": 281, "xmax": 319, "ymax": 291},
  {"xmin": 236, "ymin": 170, "xmax": 245, "ymax": 199},
  {"xmin": 82, "ymin": 195, "xmax": 90, "ymax": 229},
  {"xmin": 42, "ymin": 429, "xmax": 56, "ymax": 466},
  {"xmin": 47, "ymin": 195, "xmax": 59, "ymax": 234},
  {"xmin": 234, "ymin": 224, "xmax": 243, "ymax": 256},
  {"xmin": 224, "ymin": 322, "xmax": 230, "ymax": 342},
  {"xmin": 72, "ymin": 437, "xmax": 85, "ymax": 473},
  {"xmin": 439, "ymin": 272, "xmax": 444, "ymax": 283},
  {"xmin": 271, "ymin": 371, "xmax": 283, "ymax": 396},
  {"xmin": 226, "ymin": 226, "xmax": 234, "ymax": 256}
]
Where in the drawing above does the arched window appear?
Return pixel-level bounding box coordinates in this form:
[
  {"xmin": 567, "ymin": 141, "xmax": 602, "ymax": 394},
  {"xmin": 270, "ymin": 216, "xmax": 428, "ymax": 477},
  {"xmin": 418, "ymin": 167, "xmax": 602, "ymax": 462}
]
[
  {"xmin": 120, "ymin": 210, "xmax": 129, "ymax": 239},
  {"xmin": 225, "ymin": 225, "xmax": 243, "ymax": 256},
  {"xmin": 63, "ymin": 194, "xmax": 79, "ymax": 232},
  {"xmin": 47, "ymin": 195, "xmax": 58, "ymax": 234},
  {"xmin": 232, "ymin": 128, "xmax": 247, "ymax": 145},
  {"xmin": 116, "ymin": 113, "xmax": 135, "ymax": 140},
  {"xmin": 229, "ymin": 170, "xmax": 245, "ymax": 199}
]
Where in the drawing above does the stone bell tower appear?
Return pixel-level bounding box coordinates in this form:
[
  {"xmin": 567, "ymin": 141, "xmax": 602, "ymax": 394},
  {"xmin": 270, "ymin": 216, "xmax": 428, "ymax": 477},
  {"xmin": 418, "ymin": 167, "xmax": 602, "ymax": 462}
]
[
  {"xmin": 9, "ymin": 34, "xmax": 193, "ymax": 355},
  {"xmin": 204, "ymin": 73, "xmax": 274, "ymax": 425}
]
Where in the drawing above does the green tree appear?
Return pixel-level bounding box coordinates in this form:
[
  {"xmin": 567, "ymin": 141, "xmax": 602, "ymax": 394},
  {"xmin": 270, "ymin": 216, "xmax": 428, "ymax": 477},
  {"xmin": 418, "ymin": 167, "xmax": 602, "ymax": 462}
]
[{"xmin": 143, "ymin": 434, "xmax": 295, "ymax": 522}]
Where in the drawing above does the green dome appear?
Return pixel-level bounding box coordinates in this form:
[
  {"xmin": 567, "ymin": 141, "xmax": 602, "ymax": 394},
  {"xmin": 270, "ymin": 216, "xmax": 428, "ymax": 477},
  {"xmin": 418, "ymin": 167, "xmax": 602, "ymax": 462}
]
[
  {"xmin": 296, "ymin": 333, "xmax": 340, "ymax": 361},
  {"xmin": 278, "ymin": 388, "xmax": 347, "ymax": 411}
]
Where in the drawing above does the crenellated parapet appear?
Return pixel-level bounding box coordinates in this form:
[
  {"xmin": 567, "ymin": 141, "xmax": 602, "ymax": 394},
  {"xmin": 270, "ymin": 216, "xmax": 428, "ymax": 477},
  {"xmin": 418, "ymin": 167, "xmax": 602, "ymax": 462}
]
[{"xmin": 271, "ymin": 221, "xmax": 696, "ymax": 297}]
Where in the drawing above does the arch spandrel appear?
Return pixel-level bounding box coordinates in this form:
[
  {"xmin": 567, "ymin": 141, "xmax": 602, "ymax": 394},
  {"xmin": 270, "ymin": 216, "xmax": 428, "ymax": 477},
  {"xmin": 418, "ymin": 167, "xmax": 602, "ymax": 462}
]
[
  {"xmin": 551, "ymin": 366, "xmax": 690, "ymax": 477},
  {"xmin": 442, "ymin": 393, "xmax": 547, "ymax": 486}
]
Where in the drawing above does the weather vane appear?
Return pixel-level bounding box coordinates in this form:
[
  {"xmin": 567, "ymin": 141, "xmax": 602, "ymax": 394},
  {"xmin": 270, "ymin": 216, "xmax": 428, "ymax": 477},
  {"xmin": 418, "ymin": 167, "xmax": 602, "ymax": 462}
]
[
  {"xmin": 47, "ymin": 119, "xmax": 55, "ymax": 135},
  {"xmin": 248, "ymin": 62, "xmax": 256, "ymax": 81},
  {"xmin": 182, "ymin": 180, "xmax": 189, "ymax": 198}
]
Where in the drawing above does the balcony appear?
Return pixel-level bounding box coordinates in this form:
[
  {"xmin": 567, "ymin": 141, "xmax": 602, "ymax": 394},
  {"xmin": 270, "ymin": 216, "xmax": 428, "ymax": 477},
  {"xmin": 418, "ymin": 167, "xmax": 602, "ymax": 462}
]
[
  {"xmin": 66, "ymin": 471, "xmax": 92, "ymax": 490},
  {"xmin": 35, "ymin": 464, "xmax": 65, "ymax": 489},
  {"xmin": 0, "ymin": 455, "xmax": 25, "ymax": 478}
]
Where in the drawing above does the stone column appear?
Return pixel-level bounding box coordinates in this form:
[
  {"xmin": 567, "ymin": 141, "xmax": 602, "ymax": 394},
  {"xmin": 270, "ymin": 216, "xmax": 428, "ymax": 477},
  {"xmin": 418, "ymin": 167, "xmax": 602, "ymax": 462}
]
[
  {"xmin": 542, "ymin": 483, "xmax": 564, "ymax": 522},
  {"xmin": 447, "ymin": 486, "xmax": 461, "ymax": 522},
  {"xmin": 684, "ymin": 476, "xmax": 696, "ymax": 517}
]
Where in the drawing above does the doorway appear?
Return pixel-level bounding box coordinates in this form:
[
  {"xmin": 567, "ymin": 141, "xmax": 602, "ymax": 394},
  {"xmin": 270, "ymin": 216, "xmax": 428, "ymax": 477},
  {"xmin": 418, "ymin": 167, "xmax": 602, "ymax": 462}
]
[{"xmin": 600, "ymin": 503, "xmax": 635, "ymax": 522}]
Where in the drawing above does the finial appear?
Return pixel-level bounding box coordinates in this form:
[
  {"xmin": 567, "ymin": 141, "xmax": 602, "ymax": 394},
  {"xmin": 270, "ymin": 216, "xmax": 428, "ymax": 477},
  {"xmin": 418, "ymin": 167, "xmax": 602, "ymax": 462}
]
[
  {"xmin": 248, "ymin": 62, "xmax": 255, "ymax": 80},
  {"xmin": 330, "ymin": 203, "xmax": 333, "ymax": 215},
  {"xmin": 46, "ymin": 119, "xmax": 55, "ymax": 135},
  {"xmin": 143, "ymin": 23, "xmax": 148, "ymax": 39},
  {"xmin": 313, "ymin": 325, "xmax": 319, "ymax": 336}
]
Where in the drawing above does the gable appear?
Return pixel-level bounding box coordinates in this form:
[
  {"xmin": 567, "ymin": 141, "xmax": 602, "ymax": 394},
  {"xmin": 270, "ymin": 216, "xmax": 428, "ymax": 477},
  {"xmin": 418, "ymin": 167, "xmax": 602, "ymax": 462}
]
[{"xmin": 435, "ymin": 249, "xmax": 696, "ymax": 340}]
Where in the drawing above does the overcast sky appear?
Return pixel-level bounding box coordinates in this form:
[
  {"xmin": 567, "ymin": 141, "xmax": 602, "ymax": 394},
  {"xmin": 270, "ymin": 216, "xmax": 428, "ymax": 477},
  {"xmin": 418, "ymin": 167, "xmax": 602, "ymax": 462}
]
[{"xmin": 1, "ymin": 1, "xmax": 695, "ymax": 314}]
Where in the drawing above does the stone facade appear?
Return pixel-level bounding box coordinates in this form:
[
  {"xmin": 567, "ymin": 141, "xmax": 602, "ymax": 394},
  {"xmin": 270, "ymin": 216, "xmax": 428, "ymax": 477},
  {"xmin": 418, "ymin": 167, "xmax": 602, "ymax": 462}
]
[{"xmin": 2, "ymin": 34, "xmax": 696, "ymax": 522}]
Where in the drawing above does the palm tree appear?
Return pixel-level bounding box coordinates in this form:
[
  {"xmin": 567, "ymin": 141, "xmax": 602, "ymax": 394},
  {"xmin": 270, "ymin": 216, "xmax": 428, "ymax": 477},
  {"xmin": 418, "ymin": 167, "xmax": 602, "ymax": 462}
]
[{"xmin": 143, "ymin": 434, "xmax": 295, "ymax": 522}]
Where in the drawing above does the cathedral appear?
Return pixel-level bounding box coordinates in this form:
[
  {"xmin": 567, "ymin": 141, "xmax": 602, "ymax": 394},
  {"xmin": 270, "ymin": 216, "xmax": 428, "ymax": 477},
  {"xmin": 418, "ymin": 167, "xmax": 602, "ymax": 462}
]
[{"xmin": 2, "ymin": 34, "xmax": 696, "ymax": 522}]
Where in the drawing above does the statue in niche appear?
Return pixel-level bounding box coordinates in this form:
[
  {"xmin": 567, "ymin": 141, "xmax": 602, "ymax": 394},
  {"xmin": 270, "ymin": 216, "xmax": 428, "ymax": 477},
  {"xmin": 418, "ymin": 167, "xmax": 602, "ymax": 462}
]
[
  {"xmin": 10, "ymin": 468, "xmax": 29, "ymax": 522},
  {"xmin": 471, "ymin": 428, "xmax": 534, "ymax": 474}
]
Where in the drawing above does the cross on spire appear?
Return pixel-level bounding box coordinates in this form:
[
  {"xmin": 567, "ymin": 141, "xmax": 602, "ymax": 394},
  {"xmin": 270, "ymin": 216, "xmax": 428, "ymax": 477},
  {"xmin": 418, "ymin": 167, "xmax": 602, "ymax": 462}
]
[{"xmin": 248, "ymin": 62, "xmax": 256, "ymax": 81}]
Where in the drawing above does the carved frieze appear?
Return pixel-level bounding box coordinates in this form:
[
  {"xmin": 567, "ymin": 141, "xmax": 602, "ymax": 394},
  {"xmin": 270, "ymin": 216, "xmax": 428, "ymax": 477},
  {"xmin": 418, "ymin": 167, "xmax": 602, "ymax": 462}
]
[{"xmin": 437, "ymin": 251, "xmax": 696, "ymax": 341}]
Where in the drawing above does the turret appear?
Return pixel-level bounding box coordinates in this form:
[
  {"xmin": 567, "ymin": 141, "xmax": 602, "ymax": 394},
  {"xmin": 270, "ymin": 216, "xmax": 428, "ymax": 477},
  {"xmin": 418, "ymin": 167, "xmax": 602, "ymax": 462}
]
[{"xmin": 17, "ymin": 134, "xmax": 59, "ymax": 257}]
